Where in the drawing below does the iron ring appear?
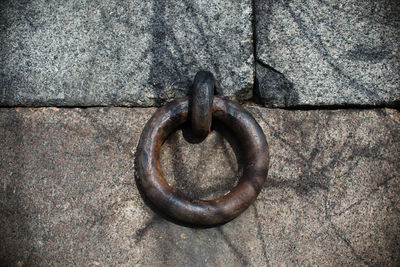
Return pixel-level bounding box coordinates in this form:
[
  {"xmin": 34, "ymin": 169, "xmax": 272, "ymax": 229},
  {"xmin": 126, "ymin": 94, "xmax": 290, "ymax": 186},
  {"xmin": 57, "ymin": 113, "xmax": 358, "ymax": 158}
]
[
  {"xmin": 136, "ymin": 96, "xmax": 269, "ymax": 226},
  {"xmin": 191, "ymin": 71, "xmax": 215, "ymax": 137}
]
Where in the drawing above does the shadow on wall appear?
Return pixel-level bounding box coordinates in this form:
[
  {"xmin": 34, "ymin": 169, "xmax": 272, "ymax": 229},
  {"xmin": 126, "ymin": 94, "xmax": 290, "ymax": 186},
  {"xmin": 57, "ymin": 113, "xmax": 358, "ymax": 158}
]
[
  {"xmin": 254, "ymin": 0, "xmax": 400, "ymax": 107},
  {"xmin": 0, "ymin": 111, "xmax": 43, "ymax": 265},
  {"xmin": 0, "ymin": 0, "xmax": 227, "ymax": 106},
  {"xmin": 147, "ymin": 0, "xmax": 222, "ymax": 106},
  {"xmin": 254, "ymin": 62, "xmax": 298, "ymax": 107}
]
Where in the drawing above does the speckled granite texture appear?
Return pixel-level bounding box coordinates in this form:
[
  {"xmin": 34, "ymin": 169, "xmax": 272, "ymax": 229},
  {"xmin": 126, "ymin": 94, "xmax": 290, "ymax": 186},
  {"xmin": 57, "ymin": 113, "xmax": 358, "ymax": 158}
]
[
  {"xmin": 1, "ymin": 106, "xmax": 399, "ymax": 265},
  {"xmin": 0, "ymin": 0, "xmax": 253, "ymax": 106},
  {"xmin": 1, "ymin": 0, "xmax": 399, "ymax": 108},
  {"xmin": 255, "ymin": 0, "xmax": 400, "ymax": 107}
]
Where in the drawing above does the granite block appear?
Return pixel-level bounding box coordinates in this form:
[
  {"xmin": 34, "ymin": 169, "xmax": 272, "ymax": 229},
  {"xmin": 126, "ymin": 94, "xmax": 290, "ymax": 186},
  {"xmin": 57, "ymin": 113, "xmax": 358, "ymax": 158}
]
[
  {"xmin": 0, "ymin": 106, "xmax": 399, "ymax": 265},
  {"xmin": 255, "ymin": 0, "xmax": 400, "ymax": 107},
  {"xmin": 0, "ymin": 0, "xmax": 253, "ymax": 107}
]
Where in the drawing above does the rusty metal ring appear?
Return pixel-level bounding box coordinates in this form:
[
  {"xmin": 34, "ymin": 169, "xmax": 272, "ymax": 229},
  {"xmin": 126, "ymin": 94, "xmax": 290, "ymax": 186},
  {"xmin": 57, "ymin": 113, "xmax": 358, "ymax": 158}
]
[
  {"xmin": 136, "ymin": 96, "xmax": 269, "ymax": 226},
  {"xmin": 191, "ymin": 71, "xmax": 215, "ymax": 137}
]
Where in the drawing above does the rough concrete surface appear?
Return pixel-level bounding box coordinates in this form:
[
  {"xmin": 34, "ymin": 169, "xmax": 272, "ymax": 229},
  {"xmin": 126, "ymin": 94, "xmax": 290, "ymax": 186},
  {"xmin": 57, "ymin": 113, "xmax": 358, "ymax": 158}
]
[
  {"xmin": 0, "ymin": 105, "xmax": 399, "ymax": 266},
  {"xmin": 0, "ymin": 0, "xmax": 253, "ymax": 107},
  {"xmin": 255, "ymin": 0, "xmax": 400, "ymax": 107}
]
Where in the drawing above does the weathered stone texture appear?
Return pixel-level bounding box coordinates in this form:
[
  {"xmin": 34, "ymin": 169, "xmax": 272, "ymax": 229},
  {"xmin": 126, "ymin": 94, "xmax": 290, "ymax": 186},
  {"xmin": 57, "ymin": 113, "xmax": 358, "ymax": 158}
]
[
  {"xmin": 0, "ymin": 106, "xmax": 399, "ymax": 265},
  {"xmin": 0, "ymin": 0, "xmax": 253, "ymax": 107},
  {"xmin": 255, "ymin": 0, "xmax": 400, "ymax": 107}
]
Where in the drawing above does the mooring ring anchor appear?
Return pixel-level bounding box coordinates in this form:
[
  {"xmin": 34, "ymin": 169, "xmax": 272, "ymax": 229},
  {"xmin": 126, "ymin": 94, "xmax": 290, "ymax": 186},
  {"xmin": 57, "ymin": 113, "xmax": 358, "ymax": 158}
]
[{"xmin": 136, "ymin": 72, "xmax": 269, "ymax": 226}]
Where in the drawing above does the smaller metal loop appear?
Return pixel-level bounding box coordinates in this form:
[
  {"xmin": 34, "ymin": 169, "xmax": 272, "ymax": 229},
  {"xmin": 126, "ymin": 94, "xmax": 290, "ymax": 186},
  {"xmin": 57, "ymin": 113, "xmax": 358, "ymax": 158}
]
[{"xmin": 191, "ymin": 71, "xmax": 215, "ymax": 137}]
